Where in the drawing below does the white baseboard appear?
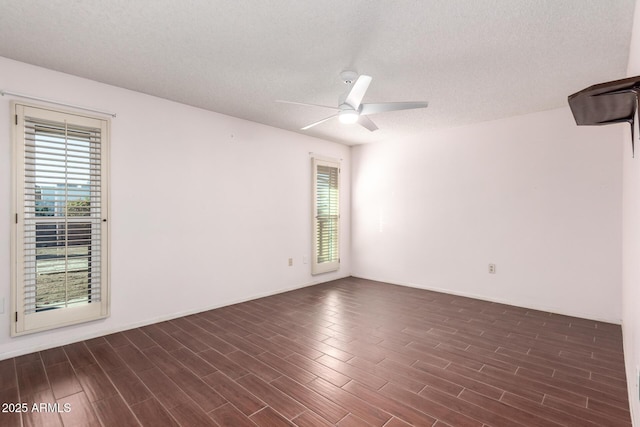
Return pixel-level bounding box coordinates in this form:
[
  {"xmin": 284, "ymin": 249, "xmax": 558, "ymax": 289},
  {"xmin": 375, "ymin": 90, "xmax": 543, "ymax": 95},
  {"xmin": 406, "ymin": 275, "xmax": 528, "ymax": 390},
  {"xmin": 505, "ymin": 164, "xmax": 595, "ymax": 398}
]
[
  {"xmin": 0, "ymin": 275, "xmax": 350, "ymax": 360},
  {"xmin": 351, "ymin": 274, "xmax": 622, "ymax": 325},
  {"xmin": 5, "ymin": 272, "xmax": 618, "ymax": 360}
]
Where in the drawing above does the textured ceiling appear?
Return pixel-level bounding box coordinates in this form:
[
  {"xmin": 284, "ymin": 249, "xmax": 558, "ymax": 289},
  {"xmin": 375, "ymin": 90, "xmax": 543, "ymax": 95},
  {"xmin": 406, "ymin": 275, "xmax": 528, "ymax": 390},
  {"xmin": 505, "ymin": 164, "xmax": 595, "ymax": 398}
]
[{"xmin": 0, "ymin": 0, "xmax": 636, "ymax": 145}]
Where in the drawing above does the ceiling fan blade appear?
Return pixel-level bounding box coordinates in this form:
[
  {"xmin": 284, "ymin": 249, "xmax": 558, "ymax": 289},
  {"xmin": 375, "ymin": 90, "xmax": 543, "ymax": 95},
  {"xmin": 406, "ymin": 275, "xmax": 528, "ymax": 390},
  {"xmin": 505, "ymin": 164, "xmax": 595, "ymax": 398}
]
[
  {"xmin": 360, "ymin": 101, "xmax": 429, "ymax": 116},
  {"xmin": 301, "ymin": 114, "xmax": 338, "ymax": 130},
  {"xmin": 276, "ymin": 100, "xmax": 339, "ymax": 111},
  {"xmin": 358, "ymin": 115, "xmax": 379, "ymax": 132},
  {"xmin": 344, "ymin": 75, "xmax": 372, "ymax": 109}
]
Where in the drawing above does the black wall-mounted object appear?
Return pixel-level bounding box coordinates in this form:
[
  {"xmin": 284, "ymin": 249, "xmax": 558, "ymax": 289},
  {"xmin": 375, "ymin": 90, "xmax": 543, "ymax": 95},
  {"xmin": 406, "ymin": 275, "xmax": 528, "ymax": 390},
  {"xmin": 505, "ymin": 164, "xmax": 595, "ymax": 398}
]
[{"xmin": 568, "ymin": 75, "xmax": 640, "ymax": 157}]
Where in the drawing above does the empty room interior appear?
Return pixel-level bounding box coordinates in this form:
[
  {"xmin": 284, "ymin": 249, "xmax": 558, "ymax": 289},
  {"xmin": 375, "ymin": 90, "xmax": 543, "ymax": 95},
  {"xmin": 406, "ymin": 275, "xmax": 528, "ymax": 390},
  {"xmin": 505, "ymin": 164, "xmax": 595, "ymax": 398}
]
[{"xmin": 2, "ymin": 1, "xmax": 640, "ymax": 426}]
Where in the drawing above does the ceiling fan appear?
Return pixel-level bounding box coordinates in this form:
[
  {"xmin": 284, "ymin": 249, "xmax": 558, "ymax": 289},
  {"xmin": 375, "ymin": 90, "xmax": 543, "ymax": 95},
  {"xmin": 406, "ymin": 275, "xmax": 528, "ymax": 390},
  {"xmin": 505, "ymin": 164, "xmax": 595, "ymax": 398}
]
[{"xmin": 277, "ymin": 71, "xmax": 429, "ymax": 132}]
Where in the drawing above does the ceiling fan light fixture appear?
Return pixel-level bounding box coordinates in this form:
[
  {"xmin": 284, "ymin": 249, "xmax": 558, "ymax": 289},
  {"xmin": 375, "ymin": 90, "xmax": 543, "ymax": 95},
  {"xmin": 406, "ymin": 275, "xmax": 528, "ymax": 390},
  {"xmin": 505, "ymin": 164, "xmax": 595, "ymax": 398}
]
[{"xmin": 338, "ymin": 110, "xmax": 359, "ymax": 124}]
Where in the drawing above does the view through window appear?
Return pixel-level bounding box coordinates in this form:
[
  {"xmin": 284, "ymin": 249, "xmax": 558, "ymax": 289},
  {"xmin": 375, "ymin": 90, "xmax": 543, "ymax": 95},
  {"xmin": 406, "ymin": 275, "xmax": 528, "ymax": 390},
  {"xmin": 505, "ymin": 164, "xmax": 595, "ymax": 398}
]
[{"xmin": 12, "ymin": 103, "xmax": 109, "ymax": 334}]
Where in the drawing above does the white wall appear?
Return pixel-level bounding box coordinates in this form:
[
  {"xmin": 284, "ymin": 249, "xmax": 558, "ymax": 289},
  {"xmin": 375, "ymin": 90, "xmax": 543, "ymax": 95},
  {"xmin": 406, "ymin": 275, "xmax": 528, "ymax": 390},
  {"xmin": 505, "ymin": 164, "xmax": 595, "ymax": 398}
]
[
  {"xmin": 352, "ymin": 107, "xmax": 622, "ymax": 323},
  {"xmin": 0, "ymin": 57, "xmax": 351, "ymax": 359},
  {"xmin": 623, "ymin": 0, "xmax": 640, "ymax": 422}
]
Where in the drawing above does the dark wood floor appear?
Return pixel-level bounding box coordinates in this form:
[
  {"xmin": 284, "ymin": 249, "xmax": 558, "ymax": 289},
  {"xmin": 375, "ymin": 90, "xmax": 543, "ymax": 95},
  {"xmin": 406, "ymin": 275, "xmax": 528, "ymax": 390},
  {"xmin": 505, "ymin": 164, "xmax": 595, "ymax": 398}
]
[{"xmin": 0, "ymin": 277, "xmax": 631, "ymax": 426}]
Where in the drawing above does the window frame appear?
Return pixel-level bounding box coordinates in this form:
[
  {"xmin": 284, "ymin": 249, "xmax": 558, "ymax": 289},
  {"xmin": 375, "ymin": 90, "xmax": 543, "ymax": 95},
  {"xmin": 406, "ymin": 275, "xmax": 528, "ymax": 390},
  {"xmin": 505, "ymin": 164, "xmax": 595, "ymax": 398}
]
[
  {"xmin": 311, "ymin": 157, "xmax": 340, "ymax": 275},
  {"xmin": 10, "ymin": 102, "xmax": 110, "ymax": 336}
]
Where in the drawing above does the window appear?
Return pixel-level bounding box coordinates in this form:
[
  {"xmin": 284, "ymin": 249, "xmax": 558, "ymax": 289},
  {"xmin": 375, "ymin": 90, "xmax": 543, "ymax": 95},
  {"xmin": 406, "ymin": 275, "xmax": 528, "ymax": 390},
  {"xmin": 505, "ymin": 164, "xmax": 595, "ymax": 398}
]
[
  {"xmin": 312, "ymin": 157, "xmax": 340, "ymax": 274},
  {"xmin": 11, "ymin": 103, "xmax": 109, "ymax": 335}
]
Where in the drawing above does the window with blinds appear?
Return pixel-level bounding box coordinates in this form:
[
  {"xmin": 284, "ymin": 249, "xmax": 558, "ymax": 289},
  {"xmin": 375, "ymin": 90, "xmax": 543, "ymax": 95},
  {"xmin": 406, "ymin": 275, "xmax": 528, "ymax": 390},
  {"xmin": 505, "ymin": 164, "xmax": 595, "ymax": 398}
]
[
  {"xmin": 312, "ymin": 158, "xmax": 340, "ymax": 274},
  {"xmin": 12, "ymin": 103, "xmax": 109, "ymax": 335}
]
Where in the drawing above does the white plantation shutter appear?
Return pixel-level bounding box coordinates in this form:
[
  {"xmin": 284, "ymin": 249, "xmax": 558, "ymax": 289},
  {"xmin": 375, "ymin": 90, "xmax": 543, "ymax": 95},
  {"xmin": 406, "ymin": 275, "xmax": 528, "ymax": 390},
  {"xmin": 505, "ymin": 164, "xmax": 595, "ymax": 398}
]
[
  {"xmin": 312, "ymin": 158, "xmax": 340, "ymax": 274},
  {"xmin": 12, "ymin": 103, "xmax": 109, "ymax": 335}
]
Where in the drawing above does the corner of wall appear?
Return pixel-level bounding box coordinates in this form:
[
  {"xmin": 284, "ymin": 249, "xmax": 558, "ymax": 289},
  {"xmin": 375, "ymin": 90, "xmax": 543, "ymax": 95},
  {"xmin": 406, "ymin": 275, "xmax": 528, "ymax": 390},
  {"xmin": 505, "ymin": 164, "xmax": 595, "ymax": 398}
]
[{"xmin": 622, "ymin": 0, "xmax": 640, "ymax": 423}]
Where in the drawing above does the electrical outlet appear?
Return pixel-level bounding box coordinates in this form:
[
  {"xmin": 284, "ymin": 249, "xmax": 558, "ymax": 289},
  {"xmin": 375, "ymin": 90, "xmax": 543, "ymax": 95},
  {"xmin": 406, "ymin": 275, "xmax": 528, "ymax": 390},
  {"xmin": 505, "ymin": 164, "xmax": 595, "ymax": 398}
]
[
  {"xmin": 302, "ymin": 255, "xmax": 308, "ymax": 264},
  {"xmin": 288, "ymin": 258, "xmax": 293, "ymax": 267},
  {"xmin": 488, "ymin": 264, "xmax": 496, "ymax": 274},
  {"xmin": 0, "ymin": 297, "xmax": 4, "ymax": 314}
]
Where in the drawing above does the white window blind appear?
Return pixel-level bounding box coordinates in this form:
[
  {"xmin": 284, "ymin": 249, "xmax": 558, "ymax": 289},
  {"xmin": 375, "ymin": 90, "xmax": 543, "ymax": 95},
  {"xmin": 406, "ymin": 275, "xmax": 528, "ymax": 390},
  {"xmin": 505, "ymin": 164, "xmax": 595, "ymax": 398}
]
[
  {"xmin": 12, "ymin": 103, "xmax": 109, "ymax": 335},
  {"xmin": 312, "ymin": 158, "xmax": 340, "ymax": 274}
]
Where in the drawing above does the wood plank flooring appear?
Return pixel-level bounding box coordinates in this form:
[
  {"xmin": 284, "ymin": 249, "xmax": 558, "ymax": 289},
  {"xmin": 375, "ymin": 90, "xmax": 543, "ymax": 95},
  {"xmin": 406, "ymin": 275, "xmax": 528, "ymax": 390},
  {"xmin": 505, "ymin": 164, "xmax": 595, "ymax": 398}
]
[{"xmin": 0, "ymin": 277, "xmax": 631, "ymax": 426}]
